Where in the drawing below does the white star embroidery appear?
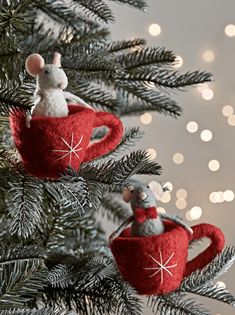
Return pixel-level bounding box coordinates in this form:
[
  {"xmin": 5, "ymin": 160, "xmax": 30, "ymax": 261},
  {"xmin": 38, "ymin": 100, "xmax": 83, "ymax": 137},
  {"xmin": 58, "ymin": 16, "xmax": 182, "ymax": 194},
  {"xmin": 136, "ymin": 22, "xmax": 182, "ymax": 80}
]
[
  {"xmin": 143, "ymin": 251, "xmax": 177, "ymax": 284},
  {"xmin": 52, "ymin": 133, "xmax": 83, "ymax": 166}
]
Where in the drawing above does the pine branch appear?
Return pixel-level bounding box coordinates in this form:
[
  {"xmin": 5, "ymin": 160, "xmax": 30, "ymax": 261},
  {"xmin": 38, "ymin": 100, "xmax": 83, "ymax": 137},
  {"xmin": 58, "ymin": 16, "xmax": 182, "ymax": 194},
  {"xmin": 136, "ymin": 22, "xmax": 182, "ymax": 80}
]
[
  {"xmin": 106, "ymin": 39, "xmax": 146, "ymax": 54},
  {"xmin": 116, "ymin": 81, "xmax": 182, "ymax": 117},
  {"xmin": 101, "ymin": 193, "xmax": 131, "ymax": 223},
  {"xmin": 0, "ymin": 245, "xmax": 47, "ymax": 265},
  {"xmin": 6, "ymin": 174, "xmax": 45, "ymax": 239},
  {"xmin": 118, "ymin": 69, "xmax": 213, "ymax": 89},
  {"xmin": 108, "ymin": 0, "xmax": 148, "ymax": 10},
  {"xmin": 180, "ymin": 246, "xmax": 235, "ymax": 290},
  {"xmin": 0, "ymin": 308, "xmax": 70, "ymax": 315},
  {"xmin": 73, "ymin": 0, "xmax": 114, "ymax": 23},
  {"xmin": 0, "ymin": 84, "xmax": 33, "ymax": 115},
  {"xmin": 188, "ymin": 284, "xmax": 235, "ymax": 307},
  {"xmin": 148, "ymin": 293, "xmax": 210, "ymax": 315},
  {"xmin": 117, "ymin": 47, "xmax": 176, "ymax": 69},
  {"xmin": 0, "ymin": 260, "xmax": 46, "ymax": 309}
]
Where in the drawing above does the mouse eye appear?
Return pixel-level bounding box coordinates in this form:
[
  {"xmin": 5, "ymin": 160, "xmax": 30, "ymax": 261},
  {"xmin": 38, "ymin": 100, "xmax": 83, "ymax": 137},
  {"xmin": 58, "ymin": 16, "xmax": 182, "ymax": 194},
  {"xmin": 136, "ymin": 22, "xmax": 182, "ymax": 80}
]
[
  {"xmin": 44, "ymin": 70, "xmax": 49, "ymax": 74},
  {"xmin": 147, "ymin": 185, "xmax": 150, "ymax": 188}
]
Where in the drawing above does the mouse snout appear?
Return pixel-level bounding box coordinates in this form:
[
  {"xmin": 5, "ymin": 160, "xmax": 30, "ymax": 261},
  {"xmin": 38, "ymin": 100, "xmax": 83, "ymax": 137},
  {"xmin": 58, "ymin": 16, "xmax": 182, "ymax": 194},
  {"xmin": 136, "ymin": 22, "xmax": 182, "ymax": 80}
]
[{"xmin": 139, "ymin": 191, "xmax": 148, "ymax": 201}]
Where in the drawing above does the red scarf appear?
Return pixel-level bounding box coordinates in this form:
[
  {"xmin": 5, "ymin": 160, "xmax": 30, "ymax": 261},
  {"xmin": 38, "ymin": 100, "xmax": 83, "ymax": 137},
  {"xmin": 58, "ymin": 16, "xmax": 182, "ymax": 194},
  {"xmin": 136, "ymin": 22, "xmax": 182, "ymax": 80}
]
[{"xmin": 135, "ymin": 207, "xmax": 158, "ymax": 223}]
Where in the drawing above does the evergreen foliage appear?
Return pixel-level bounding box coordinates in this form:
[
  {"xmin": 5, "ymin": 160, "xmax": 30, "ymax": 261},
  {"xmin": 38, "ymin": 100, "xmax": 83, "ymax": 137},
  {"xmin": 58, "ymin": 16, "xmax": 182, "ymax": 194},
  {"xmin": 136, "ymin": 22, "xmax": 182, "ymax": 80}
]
[{"xmin": 0, "ymin": 0, "xmax": 234, "ymax": 314}]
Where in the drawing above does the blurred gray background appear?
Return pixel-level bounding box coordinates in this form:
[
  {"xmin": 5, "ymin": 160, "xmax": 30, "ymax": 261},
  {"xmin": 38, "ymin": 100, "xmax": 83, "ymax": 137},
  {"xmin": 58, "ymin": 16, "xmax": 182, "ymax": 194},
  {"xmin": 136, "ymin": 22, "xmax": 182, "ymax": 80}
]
[{"xmin": 108, "ymin": 1, "xmax": 235, "ymax": 314}]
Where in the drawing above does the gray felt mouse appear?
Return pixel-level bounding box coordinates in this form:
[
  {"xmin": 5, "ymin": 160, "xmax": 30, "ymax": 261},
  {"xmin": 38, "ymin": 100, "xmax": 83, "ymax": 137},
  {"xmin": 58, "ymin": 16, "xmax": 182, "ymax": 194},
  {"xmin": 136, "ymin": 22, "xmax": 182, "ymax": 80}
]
[{"xmin": 110, "ymin": 182, "xmax": 193, "ymax": 241}]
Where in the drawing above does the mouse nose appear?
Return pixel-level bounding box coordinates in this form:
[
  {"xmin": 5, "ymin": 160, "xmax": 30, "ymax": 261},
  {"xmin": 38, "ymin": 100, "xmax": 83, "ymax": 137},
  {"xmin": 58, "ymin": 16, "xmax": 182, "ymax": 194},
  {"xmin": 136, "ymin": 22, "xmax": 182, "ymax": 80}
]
[{"xmin": 139, "ymin": 191, "xmax": 148, "ymax": 200}]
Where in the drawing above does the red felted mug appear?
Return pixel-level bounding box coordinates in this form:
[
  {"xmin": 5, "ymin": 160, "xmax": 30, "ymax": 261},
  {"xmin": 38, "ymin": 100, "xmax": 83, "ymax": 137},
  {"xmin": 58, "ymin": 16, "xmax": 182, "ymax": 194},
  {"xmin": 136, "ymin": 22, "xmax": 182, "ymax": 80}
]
[
  {"xmin": 10, "ymin": 105, "xmax": 123, "ymax": 178},
  {"xmin": 110, "ymin": 222, "xmax": 224, "ymax": 295}
]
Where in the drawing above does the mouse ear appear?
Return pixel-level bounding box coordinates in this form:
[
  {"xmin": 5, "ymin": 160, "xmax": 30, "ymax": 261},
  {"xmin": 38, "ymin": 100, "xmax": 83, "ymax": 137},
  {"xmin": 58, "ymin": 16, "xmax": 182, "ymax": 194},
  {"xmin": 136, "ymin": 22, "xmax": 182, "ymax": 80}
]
[
  {"xmin": 25, "ymin": 53, "xmax": 45, "ymax": 76},
  {"xmin": 148, "ymin": 181, "xmax": 164, "ymax": 200}
]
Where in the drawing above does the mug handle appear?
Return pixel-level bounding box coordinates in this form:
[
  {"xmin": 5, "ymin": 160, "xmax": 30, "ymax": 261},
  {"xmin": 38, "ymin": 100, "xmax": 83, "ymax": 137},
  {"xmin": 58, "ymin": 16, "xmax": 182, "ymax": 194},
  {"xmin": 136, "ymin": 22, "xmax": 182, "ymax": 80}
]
[
  {"xmin": 184, "ymin": 223, "xmax": 225, "ymax": 277},
  {"xmin": 83, "ymin": 111, "xmax": 123, "ymax": 162}
]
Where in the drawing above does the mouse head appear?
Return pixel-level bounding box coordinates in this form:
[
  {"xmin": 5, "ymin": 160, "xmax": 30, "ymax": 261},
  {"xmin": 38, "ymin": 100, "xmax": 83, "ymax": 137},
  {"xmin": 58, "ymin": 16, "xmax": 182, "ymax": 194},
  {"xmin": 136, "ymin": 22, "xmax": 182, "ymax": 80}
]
[
  {"xmin": 25, "ymin": 53, "xmax": 68, "ymax": 90},
  {"xmin": 123, "ymin": 182, "xmax": 164, "ymax": 210}
]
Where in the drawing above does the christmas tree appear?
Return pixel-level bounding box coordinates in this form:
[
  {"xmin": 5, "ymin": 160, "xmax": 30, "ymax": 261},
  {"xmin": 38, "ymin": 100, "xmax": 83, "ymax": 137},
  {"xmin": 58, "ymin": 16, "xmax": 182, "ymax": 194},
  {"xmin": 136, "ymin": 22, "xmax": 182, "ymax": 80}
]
[{"xmin": 0, "ymin": 0, "xmax": 235, "ymax": 314}]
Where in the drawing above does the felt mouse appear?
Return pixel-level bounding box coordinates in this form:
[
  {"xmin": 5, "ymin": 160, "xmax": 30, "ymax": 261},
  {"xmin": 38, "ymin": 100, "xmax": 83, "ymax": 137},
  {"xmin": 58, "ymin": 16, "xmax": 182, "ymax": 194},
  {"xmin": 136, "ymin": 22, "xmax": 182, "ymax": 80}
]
[
  {"xmin": 110, "ymin": 182, "xmax": 193, "ymax": 241},
  {"xmin": 25, "ymin": 52, "xmax": 93, "ymax": 127}
]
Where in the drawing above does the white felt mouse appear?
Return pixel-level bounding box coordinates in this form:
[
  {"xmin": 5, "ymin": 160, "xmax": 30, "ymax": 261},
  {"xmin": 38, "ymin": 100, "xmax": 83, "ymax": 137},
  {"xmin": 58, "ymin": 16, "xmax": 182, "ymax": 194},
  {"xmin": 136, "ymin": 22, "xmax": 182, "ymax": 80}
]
[{"xmin": 25, "ymin": 52, "xmax": 93, "ymax": 127}]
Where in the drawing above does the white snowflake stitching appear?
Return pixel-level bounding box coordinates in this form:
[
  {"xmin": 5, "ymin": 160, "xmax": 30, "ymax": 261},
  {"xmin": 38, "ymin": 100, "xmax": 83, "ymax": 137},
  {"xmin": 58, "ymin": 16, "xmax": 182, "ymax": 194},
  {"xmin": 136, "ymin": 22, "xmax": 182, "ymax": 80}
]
[
  {"xmin": 52, "ymin": 133, "xmax": 83, "ymax": 166},
  {"xmin": 143, "ymin": 251, "xmax": 177, "ymax": 284}
]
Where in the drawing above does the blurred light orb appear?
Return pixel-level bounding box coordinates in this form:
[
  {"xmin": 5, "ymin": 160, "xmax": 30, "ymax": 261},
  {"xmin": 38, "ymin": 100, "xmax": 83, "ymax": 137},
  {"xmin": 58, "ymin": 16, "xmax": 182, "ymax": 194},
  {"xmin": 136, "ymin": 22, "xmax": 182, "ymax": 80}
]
[
  {"xmin": 172, "ymin": 152, "xmax": 184, "ymax": 164},
  {"xmin": 147, "ymin": 148, "xmax": 157, "ymax": 160},
  {"xmin": 197, "ymin": 83, "xmax": 208, "ymax": 93},
  {"xmin": 187, "ymin": 206, "xmax": 203, "ymax": 221},
  {"xmin": 225, "ymin": 24, "xmax": 235, "ymax": 37},
  {"xmin": 209, "ymin": 192, "xmax": 224, "ymax": 203},
  {"xmin": 160, "ymin": 191, "xmax": 171, "ymax": 203},
  {"xmin": 157, "ymin": 207, "xmax": 166, "ymax": 214},
  {"xmin": 216, "ymin": 281, "xmax": 226, "ymax": 289},
  {"xmin": 209, "ymin": 192, "xmax": 218, "ymax": 203},
  {"xmin": 223, "ymin": 190, "xmax": 234, "ymax": 202},
  {"xmin": 202, "ymin": 50, "xmax": 215, "ymax": 63},
  {"xmin": 140, "ymin": 113, "xmax": 152, "ymax": 124},
  {"xmin": 208, "ymin": 159, "xmax": 220, "ymax": 172},
  {"xmin": 186, "ymin": 121, "xmax": 198, "ymax": 133},
  {"xmin": 173, "ymin": 55, "xmax": 183, "ymax": 68},
  {"xmin": 228, "ymin": 115, "xmax": 235, "ymax": 126},
  {"xmin": 222, "ymin": 105, "xmax": 233, "ymax": 117},
  {"xmin": 176, "ymin": 188, "xmax": 187, "ymax": 199},
  {"xmin": 200, "ymin": 129, "xmax": 213, "ymax": 142},
  {"xmin": 202, "ymin": 88, "xmax": 214, "ymax": 100},
  {"xmin": 164, "ymin": 181, "xmax": 173, "ymax": 191},
  {"xmin": 148, "ymin": 23, "xmax": 161, "ymax": 36},
  {"xmin": 176, "ymin": 199, "xmax": 187, "ymax": 210}
]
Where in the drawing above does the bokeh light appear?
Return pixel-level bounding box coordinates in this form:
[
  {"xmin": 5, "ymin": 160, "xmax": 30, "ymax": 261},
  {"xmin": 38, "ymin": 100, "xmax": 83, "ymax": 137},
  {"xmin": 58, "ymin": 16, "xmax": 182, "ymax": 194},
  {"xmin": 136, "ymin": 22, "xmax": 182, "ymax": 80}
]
[
  {"xmin": 176, "ymin": 199, "xmax": 187, "ymax": 210},
  {"xmin": 164, "ymin": 181, "xmax": 173, "ymax": 191},
  {"xmin": 176, "ymin": 188, "xmax": 187, "ymax": 199},
  {"xmin": 172, "ymin": 152, "xmax": 184, "ymax": 164},
  {"xmin": 147, "ymin": 148, "xmax": 157, "ymax": 160},
  {"xmin": 186, "ymin": 121, "xmax": 198, "ymax": 133},
  {"xmin": 200, "ymin": 129, "xmax": 213, "ymax": 142},
  {"xmin": 202, "ymin": 50, "xmax": 215, "ymax": 63},
  {"xmin": 173, "ymin": 55, "xmax": 183, "ymax": 68},
  {"xmin": 160, "ymin": 191, "xmax": 171, "ymax": 203},
  {"xmin": 186, "ymin": 206, "xmax": 202, "ymax": 221},
  {"xmin": 225, "ymin": 24, "xmax": 235, "ymax": 37},
  {"xmin": 149, "ymin": 23, "xmax": 161, "ymax": 36},
  {"xmin": 227, "ymin": 115, "xmax": 235, "ymax": 126},
  {"xmin": 157, "ymin": 207, "xmax": 166, "ymax": 214},
  {"xmin": 222, "ymin": 105, "xmax": 233, "ymax": 117},
  {"xmin": 202, "ymin": 88, "xmax": 214, "ymax": 100},
  {"xmin": 140, "ymin": 113, "xmax": 152, "ymax": 124},
  {"xmin": 208, "ymin": 159, "xmax": 220, "ymax": 172},
  {"xmin": 216, "ymin": 281, "xmax": 226, "ymax": 289},
  {"xmin": 223, "ymin": 190, "xmax": 234, "ymax": 202}
]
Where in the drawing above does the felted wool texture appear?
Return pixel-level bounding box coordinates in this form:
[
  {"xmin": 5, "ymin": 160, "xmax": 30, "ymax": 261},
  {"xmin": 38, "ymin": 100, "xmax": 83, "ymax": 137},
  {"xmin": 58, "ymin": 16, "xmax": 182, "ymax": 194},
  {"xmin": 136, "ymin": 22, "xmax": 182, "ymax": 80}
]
[
  {"xmin": 184, "ymin": 223, "xmax": 225, "ymax": 277},
  {"xmin": 10, "ymin": 105, "xmax": 123, "ymax": 178},
  {"xmin": 111, "ymin": 221, "xmax": 190, "ymax": 295}
]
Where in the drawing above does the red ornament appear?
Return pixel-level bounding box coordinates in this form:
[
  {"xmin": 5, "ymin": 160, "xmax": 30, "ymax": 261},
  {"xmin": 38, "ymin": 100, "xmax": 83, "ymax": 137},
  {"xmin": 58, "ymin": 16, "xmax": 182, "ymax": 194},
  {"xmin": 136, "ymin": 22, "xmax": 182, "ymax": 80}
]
[
  {"xmin": 10, "ymin": 105, "xmax": 123, "ymax": 178},
  {"xmin": 110, "ymin": 221, "xmax": 224, "ymax": 295}
]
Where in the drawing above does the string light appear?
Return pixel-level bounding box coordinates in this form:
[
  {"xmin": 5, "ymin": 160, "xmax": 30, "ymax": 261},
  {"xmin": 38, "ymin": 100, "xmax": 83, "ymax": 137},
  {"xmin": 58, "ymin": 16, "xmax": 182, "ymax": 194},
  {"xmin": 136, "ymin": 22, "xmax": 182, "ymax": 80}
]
[
  {"xmin": 176, "ymin": 189, "xmax": 187, "ymax": 199},
  {"xmin": 148, "ymin": 23, "xmax": 161, "ymax": 36},
  {"xmin": 186, "ymin": 121, "xmax": 198, "ymax": 133},
  {"xmin": 200, "ymin": 129, "xmax": 213, "ymax": 142},
  {"xmin": 222, "ymin": 105, "xmax": 233, "ymax": 117},
  {"xmin": 202, "ymin": 50, "xmax": 215, "ymax": 63},
  {"xmin": 225, "ymin": 24, "xmax": 235, "ymax": 37},
  {"xmin": 140, "ymin": 113, "xmax": 152, "ymax": 124},
  {"xmin": 216, "ymin": 281, "xmax": 226, "ymax": 289},
  {"xmin": 147, "ymin": 148, "xmax": 157, "ymax": 160},
  {"xmin": 223, "ymin": 190, "xmax": 234, "ymax": 202},
  {"xmin": 208, "ymin": 159, "xmax": 220, "ymax": 172},
  {"xmin": 157, "ymin": 207, "xmax": 166, "ymax": 214},
  {"xmin": 164, "ymin": 181, "xmax": 173, "ymax": 191},
  {"xmin": 172, "ymin": 153, "xmax": 184, "ymax": 164},
  {"xmin": 227, "ymin": 115, "xmax": 235, "ymax": 126},
  {"xmin": 176, "ymin": 199, "xmax": 187, "ymax": 210},
  {"xmin": 202, "ymin": 88, "xmax": 214, "ymax": 100},
  {"xmin": 173, "ymin": 55, "xmax": 183, "ymax": 68}
]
